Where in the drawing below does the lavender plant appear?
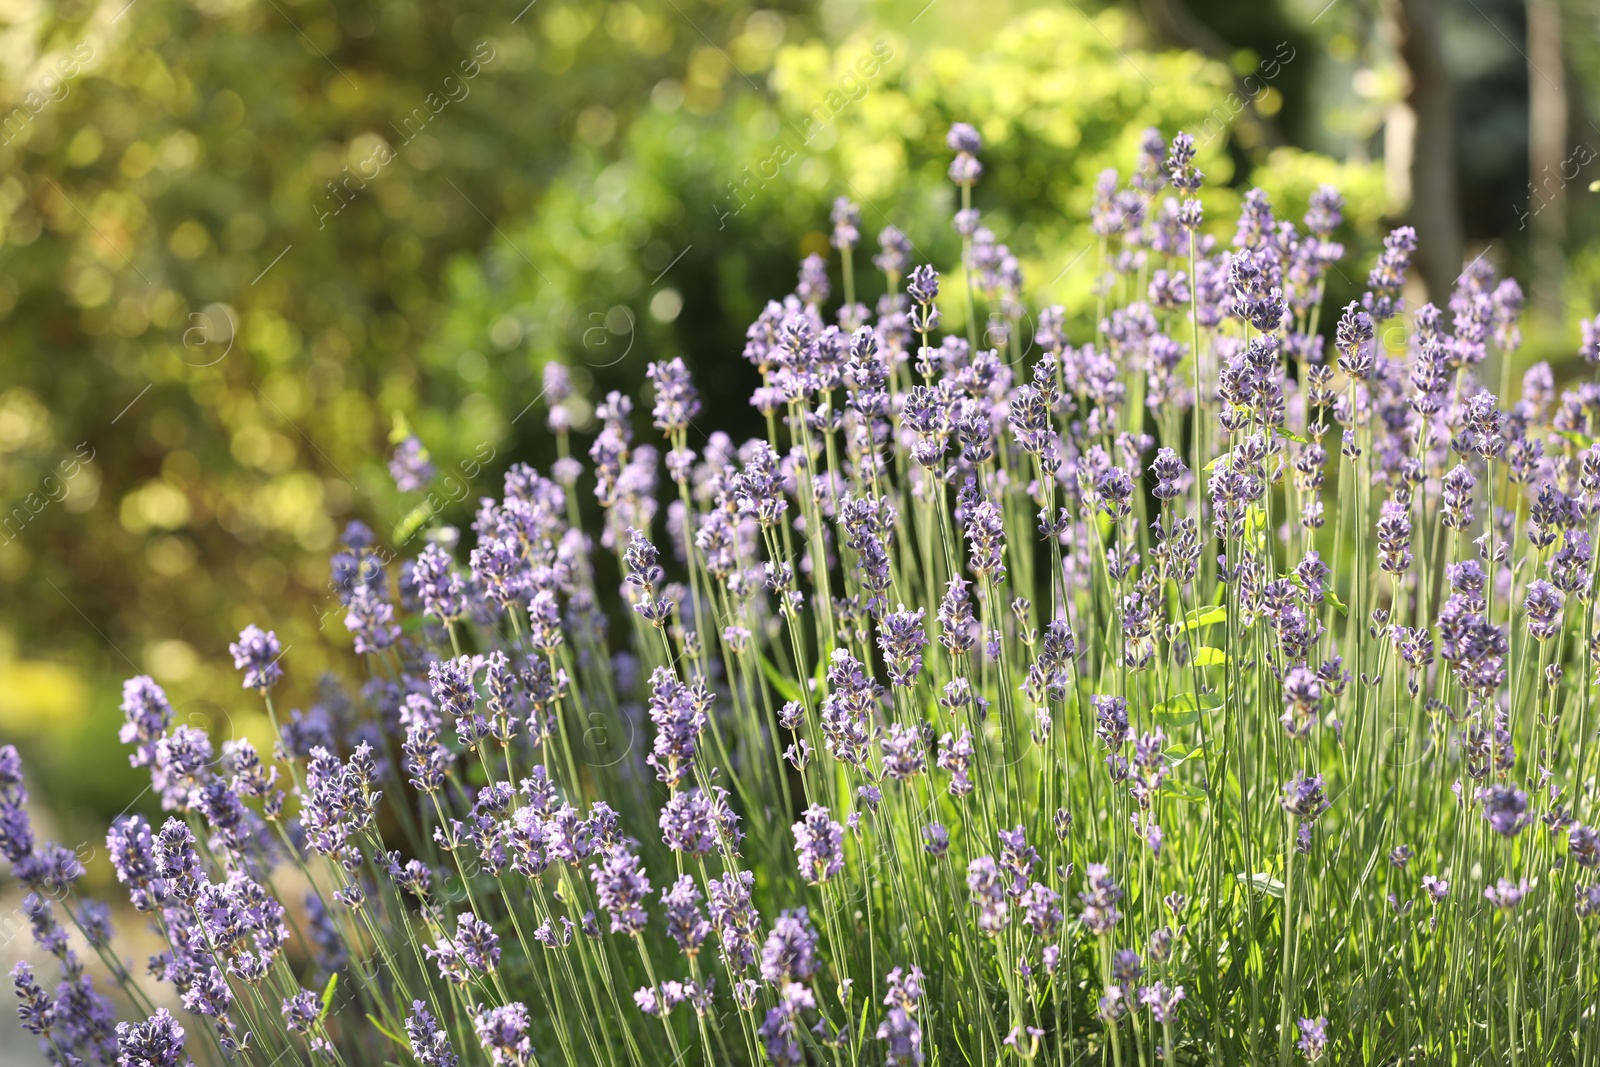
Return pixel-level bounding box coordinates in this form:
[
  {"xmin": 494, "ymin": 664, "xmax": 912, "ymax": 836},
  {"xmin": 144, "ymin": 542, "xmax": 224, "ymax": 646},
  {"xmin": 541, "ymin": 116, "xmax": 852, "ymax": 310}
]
[{"xmin": 9, "ymin": 122, "xmax": 1600, "ymax": 1067}]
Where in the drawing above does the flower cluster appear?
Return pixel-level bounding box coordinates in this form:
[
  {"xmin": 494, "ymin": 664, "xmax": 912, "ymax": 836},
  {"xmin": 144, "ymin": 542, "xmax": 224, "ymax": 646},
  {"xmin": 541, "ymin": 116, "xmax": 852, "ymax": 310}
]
[{"xmin": 5, "ymin": 119, "xmax": 1596, "ymax": 1067}]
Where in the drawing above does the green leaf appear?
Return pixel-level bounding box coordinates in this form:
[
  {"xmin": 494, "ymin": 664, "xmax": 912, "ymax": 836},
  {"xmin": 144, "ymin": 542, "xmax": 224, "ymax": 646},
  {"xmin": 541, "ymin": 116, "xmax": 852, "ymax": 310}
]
[
  {"xmin": 1162, "ymin": 779, "xmax": 1209, "ymax": 803},
  {"xmin": 760, "ymin": 654, "xmax": 802, "ymax": 703},
  {"xmin": 1237, "ymin": 872, "xmax": 1285, "ymax": 898},
  {"xmin": 320, "ymin": 974, "xmax": 338, "ymax": 1019},
  {"xmin": 1288, "ymin": 573, "xmax": 1348, "ymax": 617},
  {"xmin": 1276, "ymin": 427, "xmax": 1311, "ymax": 445},
  {"xmin": 393, "ymin": 500, "xmax": 436, "ymax": 546},
  {"xmin": 1174, "ymin": 606, "xmax": 1227, "ymax": 632},
  {"xmin": 1191, "ymin": 646, "xmax": 1228, "ymax": 667},
  {"xmin": 367, "ymin": 1014, "xmax": 407, "ymax": 1046},
  {"xmin": 1149, "ymin": 691, "xmax": 1223, "ymax": 725},
  {"xmin": 1557, "ymin": 429, "xmax": 1598, "ymax": 449},
  {"xmin": 1203, "ymin": 450, "xmax": 1232, "ymax": 474}
]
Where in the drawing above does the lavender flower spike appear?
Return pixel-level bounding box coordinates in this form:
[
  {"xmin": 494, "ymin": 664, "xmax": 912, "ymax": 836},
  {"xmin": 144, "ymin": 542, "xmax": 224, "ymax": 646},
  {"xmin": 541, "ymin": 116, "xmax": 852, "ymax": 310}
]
[{"xmin": 228, "ymin": 624, "xmax": 284, "ymax": 692}]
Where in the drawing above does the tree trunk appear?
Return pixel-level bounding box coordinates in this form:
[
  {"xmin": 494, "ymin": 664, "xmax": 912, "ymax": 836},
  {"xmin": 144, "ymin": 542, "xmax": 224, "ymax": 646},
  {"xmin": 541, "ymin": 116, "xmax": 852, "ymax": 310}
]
[
  {"xmin": 1393, "ymin": 0, "xmax": 1463, "ymax": 304},
  {"xmin": 1139, "ymin": 0, "xmax": 1288, "ymax": 149},
  {"xmin": 1526, "ymin": 0, "xmax": 1568, "ymax": 322}
]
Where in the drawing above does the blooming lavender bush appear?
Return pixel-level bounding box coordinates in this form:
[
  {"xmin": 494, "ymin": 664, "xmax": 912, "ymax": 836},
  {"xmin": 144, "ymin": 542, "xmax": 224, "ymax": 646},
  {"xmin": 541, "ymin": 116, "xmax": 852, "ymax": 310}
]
[{"xmin": 8, "ymin": 121, "xmax": 1600, "ymax": 1067}]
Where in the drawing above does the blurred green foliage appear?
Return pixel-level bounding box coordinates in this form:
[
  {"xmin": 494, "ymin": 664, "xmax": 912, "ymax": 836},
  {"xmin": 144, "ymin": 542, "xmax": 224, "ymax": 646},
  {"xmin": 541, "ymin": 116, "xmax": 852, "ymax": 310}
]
[
  {"xmin": 0, "ymin": 0, "xmax": 811, "ymax": 820},
  {"xmin": 425, "ymin": 7, "xmax": 1389, "ymax": 496},
  {"xmin": 0, "ymin": 0, "xmax": 1388, "ymax": 838}
]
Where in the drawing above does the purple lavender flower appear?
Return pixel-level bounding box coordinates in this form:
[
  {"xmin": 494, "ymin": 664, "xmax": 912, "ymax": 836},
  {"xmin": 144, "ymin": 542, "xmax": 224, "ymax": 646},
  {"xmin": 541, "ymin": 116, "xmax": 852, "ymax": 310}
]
[
  {"xmin": 1524, "ymin": 580, "xmax": 1563, "ymax": 641},
  {"xmin": 589, "ymin": 844, "xmax": 651, "ymax": 935},
  {"xmin": 427, "ymin": 912, "xmax": 501, "ymax": 983},
  {"xmin": 645, "ymin": 359, "xmax": 700, "ymax": 439},
  {"xmin": 1079, "ymin": 864, "xmax": 1123, "ymax": 936},
  {"xmin": 760, "ymin": 908, "xmax": 819, "ymax": 983},
  {"xmin": 878, "ymin": 965, "xmax": 925, "ymax": 1065},
  {"xmin": 0, "ymin": 755, "xmax": 33, "ymax": 867},
  {"xmin": 228, "ymin": 625, "xmax": 283, "ymax": 692},
  {"xmin": 1481, "ymin": 784, "xmax": 1530, "ymax": 838},
  {"xmin": 820, "ymin": 649, "xmax": 879, "ymax": 767},
  {"xmin": 733, "ymin": 441, "xmax": 788, "ymax": 527},
  {"xmin": 107, "ymin": 815, "xmax": 163, "ymax": 910},
  {"xmin": 1140, "ymin": 982, "xmax": 1185, "ymax": 1024},
  {"xmin": 937, "ymin": 576, "xmax": 977, "ymax": 656},
  {"xmin": 300, "ymin": 744, "xmax": 382, "ymax": 857},
  {"xmin": 1461, "ymin": 391, "xmax": 1506, "ymax": 459},
  {"xmin": 472, "ymin": 1002, "xmax": 533, "ymax": 1067},
  {"xmin": 792, "ymin": 804, "xmax": 845, "ymax": 884},
  {"xmin": 1150, "ymin": 447, "xmax": 1189, "ymax": 501},
  {"xmin": 1565, "ymin": 824, "xmax": 1600, "ymax": 869},
  {"xmin": 412, "ymin": 542, "xmax": 467, "ymax": 623},
  {"xmin": 878, "ymin": 606, "xmax": 929, "ymax": 686},
  {"xmin": 1334, "ymin": 302, "xmax": 1374, "ymax": 379},
  {"xmin": 1484, "ymin": 878, "xmax": 1530, "ymax": 911},
  {"xmin": 1280, "ymin": 667, "xmax": 1322, "ymax": 738},
  {"xmin": 937, "ymin": 729, "xmax": 975, "ymax": 797},
  {"xmin": 390, "ymin": 434, "xmax": 435, "ymax": 492},
  {"xmin": 115, "ymin": 1008, "xmax": 190, "ymax": 1067},
  {"xmin": 797, "ymin": 253, "xmax": 830, "ymax": 305},
  {"xmin": 907, "ymin": 264, "xmax": 940, "ymax": 307},
  {"xmin": 149, "ymin": 724, "xmax": 213, "ymax": 811},
  {"xmin": 1364, "ymin": 226, "xmax": 1416, "ymax": 320},
  {"xmin": 997, "ymin": 825, "xmax": 1039, "ymax": 897},
  {"xmin": 965, "ymin": 498, "xmax": 1006, "ymax": 581},
  {"xmin": 78, "ymin": 899, "xmax": 113, "ymax": 949},
  {"xmin": 1297, "ymin": 1016, "xmax": 1329, "ymax": 1061},
  {"xmin": 152, "ymin": 818, "xmax": 202, "ymax": 902},
  {"xmin": 12, "ymin": 962, "xmax": 55, "ymax": 1037},
  {"xmin": 660, "ymin": 874, "xmax": 711, "ymax": 957},
  {"xmin": 1577, "ymin": 884, "xmax": 1600, "ymax": 919},
  {"xmin": 404, "ymin": 719, "xmax": 452, "ymax": 794},
  {"xmin": 659, "ymin": 789, "xmax": 718, "ymax": 857},
  {"xmin": 874, "ymin": 226, "xmax": 913, "ymax": 278},
  {"xmin": 281, "ymin": 989, "xmax": 321, "ymax": 1034},
  {"xmin": 1020, "ymin": 881, "xmax": 1062, "ymax": 938},
  {"xmin": 1166, "ymin": 132, "xmax": 1202, "ymax": 193},
  {"xmin": 831, "ymin": 196, "xmax": 861, "ymax": 251},
  {"xmin": 406, "ymin": 1002, "xmax": 459, "ymax": 1067},
  {"xmin": 1305, "ymin": 186, "xmax": 1343, "ymax": 236},
  {"xmin": 881, "ymin": 723, "xmax": 926, "ymax": 781},
  {"xmin": 469, "ymin": 534, "xmax": 528, "ymax": 610},
  {"xmin": 708, "ymin": 870, "xmax": 760, "ymax": 973},
  {"xmin": 646, "ymin": 667, "xmax": 709, "ymax": 789},
  {"xmin": 947, "ymin": 122, "xmax": 982, "ymax": 154},
  {"xmin": 759, "ymin": 983, "xmax": 816, "ymax": 1066},
  {"xmin": 1375, "ymin": 500, "xmax": 1412, "ymax": 574},
  {"xmin": 947, "ymin": 128, "xmax": 983, "ymax": 186},
  {"xmin": 623, "ymin": 527, "xmax": 674, "ymax": 626},
  {"xmin": 345, "ymin": 581, "xmax": 400, "ymax": 655},
  {"xmin": 1441, "ymin": 465, "xmax": 1477, "ymax": 531},
  {"xmin": 119, "ymin": 676, "xmax": 173, "ymax": 767},
  {"xmin": 1282, "ymin": 774, "xmax": 1331, "ymax": 833},
  {"xmin": 0, "ymin": 745, "xmax": 23, "ymax": 802},
  {"xmin": 1092, "ymin": 695, "xmax": 1130, "ymax": 750},
  {"xmin": 967, "ymin": 856, "xmax": 1009, "ymax": 935}
]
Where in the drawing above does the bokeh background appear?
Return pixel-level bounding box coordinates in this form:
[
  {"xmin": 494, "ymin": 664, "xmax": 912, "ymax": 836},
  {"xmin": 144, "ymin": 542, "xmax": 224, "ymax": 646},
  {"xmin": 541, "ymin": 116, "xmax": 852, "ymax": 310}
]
[{"xmin": 1, "ymin": 0, "xmax": 1598, "ymax": 998}]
